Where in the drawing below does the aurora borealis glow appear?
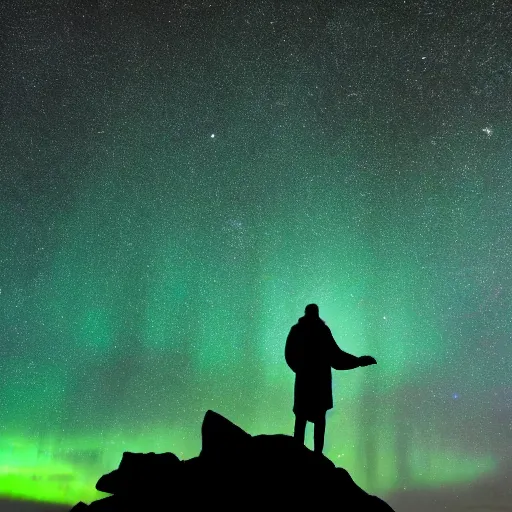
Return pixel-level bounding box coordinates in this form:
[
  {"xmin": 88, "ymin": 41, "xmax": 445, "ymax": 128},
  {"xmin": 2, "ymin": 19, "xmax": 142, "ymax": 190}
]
[{"xmin": 1, "ymin": 1, "xmax": 511, "ymax": 511}]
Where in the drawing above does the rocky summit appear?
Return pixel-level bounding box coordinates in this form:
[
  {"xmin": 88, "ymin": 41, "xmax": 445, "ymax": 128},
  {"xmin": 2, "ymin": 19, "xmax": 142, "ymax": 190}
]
[{"xmin": 69, "ymin": 410, "xmax": 395, "ymax": 511}]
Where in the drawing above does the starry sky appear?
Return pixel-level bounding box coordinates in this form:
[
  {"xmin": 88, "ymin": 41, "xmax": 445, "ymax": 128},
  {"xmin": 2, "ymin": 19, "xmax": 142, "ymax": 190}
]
[{"xmin": 1, "ymin": 1, "xmax": 511, "ymax": 510}]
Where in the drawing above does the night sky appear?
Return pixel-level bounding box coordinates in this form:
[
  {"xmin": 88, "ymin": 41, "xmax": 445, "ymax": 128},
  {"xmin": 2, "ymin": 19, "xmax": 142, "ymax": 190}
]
[{"xmin": 1, "ymin": 1, "xmax": 511, "ymax": 510}]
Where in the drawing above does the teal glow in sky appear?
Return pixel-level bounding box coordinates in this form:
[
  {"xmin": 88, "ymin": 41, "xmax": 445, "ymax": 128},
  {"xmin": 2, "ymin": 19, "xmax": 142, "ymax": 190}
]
[{"xmin": 1, "ymin": 1, "xmax": 511, "ymax": 511}]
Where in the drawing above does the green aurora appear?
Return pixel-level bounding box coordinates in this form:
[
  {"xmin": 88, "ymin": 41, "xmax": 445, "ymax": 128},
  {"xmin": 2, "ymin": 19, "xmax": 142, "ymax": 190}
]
[{"xmin": 1, "ymin": 1, "xmax": 511, "ymax": 509}]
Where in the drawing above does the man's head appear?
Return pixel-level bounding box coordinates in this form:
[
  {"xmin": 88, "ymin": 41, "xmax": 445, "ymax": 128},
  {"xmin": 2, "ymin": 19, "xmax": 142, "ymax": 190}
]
[{"xmin": 304, "ymin": 303, "xmax": 319, "ymax": 317}]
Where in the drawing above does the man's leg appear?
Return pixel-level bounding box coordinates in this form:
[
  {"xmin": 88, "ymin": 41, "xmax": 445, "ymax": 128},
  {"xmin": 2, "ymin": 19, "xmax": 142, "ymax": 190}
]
[
  {"xmin": 294, "ymin": 415, "xmax": 307, "ymax": 445},
  {"xmin": 314, "ymin": 413, "xmax": 326, "ymax": 454}
]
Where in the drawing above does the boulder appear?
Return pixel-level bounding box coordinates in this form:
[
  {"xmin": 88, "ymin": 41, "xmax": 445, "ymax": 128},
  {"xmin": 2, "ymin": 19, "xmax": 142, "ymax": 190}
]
[
  {"xmin": 95, "ymin": 451, "xmax": 180, "ymax": 495},
  {"xmin": 69, "ymin": 410, "xmax": 395, "ymax": 511}
]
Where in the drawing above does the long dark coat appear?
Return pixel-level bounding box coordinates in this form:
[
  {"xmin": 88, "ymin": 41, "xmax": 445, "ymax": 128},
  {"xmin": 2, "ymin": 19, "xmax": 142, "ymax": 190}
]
[{"xmin": 285, "ymin": 315, "xmax": 360, "ymax": 422}]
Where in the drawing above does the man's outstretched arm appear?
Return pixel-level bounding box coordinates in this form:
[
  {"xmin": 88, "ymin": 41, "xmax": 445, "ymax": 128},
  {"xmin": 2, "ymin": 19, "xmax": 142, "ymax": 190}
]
[
  {"xmin": 330, "ymin": 346, "xmax": 361, "ymax": 370},
  {"xmin": 327, "ymin": 329, "xmax": 377, "ymax": 370}
]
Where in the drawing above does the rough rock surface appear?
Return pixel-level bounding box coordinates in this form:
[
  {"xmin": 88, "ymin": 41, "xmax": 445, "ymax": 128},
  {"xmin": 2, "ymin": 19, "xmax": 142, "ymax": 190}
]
[{"xmin": 69, "ymin": 410, "xmax": 395, "ymax": 511}]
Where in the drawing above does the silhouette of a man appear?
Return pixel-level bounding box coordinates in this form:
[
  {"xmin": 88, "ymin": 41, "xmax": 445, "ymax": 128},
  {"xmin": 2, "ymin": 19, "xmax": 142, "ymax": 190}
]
[{"xmin": 285, "ymin": 303, "xmax": 377, "ymax": 454}]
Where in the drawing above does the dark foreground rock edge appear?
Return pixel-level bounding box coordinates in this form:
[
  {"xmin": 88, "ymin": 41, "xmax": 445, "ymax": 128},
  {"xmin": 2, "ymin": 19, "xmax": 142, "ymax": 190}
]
[{"xmin": 69, "ymin": 410, "xmax": 395, "ymax": 511}]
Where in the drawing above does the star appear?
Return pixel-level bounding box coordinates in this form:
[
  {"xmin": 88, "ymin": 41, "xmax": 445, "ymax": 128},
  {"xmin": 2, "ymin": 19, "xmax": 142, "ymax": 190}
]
[{"xmin": 482, "ymin": 127, "xmax": 493, "ymax": 136}]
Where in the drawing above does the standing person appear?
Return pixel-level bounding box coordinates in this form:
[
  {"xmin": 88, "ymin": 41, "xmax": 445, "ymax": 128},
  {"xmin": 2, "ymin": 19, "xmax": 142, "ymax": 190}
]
[{"xmin": 285, "ymin": 304, "xmax": 377, "ymax": 454}]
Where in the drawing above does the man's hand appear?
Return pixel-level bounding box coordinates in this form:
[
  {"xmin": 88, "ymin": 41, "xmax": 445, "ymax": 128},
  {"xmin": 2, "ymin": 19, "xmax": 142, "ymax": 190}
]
[{"xmin": 358, "ymin": 355, "xmax": 377, "ymax": 367}]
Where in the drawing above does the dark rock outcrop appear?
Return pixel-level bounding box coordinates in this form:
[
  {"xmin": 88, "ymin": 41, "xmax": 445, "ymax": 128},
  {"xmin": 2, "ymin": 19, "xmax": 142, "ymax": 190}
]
[{"xmin": 69, "ymin": 410, "xmax": 395, "ymax": 511}]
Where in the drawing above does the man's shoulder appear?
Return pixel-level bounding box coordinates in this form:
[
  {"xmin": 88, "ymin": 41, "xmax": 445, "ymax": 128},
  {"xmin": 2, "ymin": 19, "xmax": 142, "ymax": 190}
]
[
  {"xmin": 293, "ymin": 320, "xmax": 330, "ymax": 334},
  {"xmin": 319, "ymin": 322, "xmax": 333, "ymax": 337},
  {"xmin": 288, "ymin": 323, "xmax": 300, "ymax": 335}
]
